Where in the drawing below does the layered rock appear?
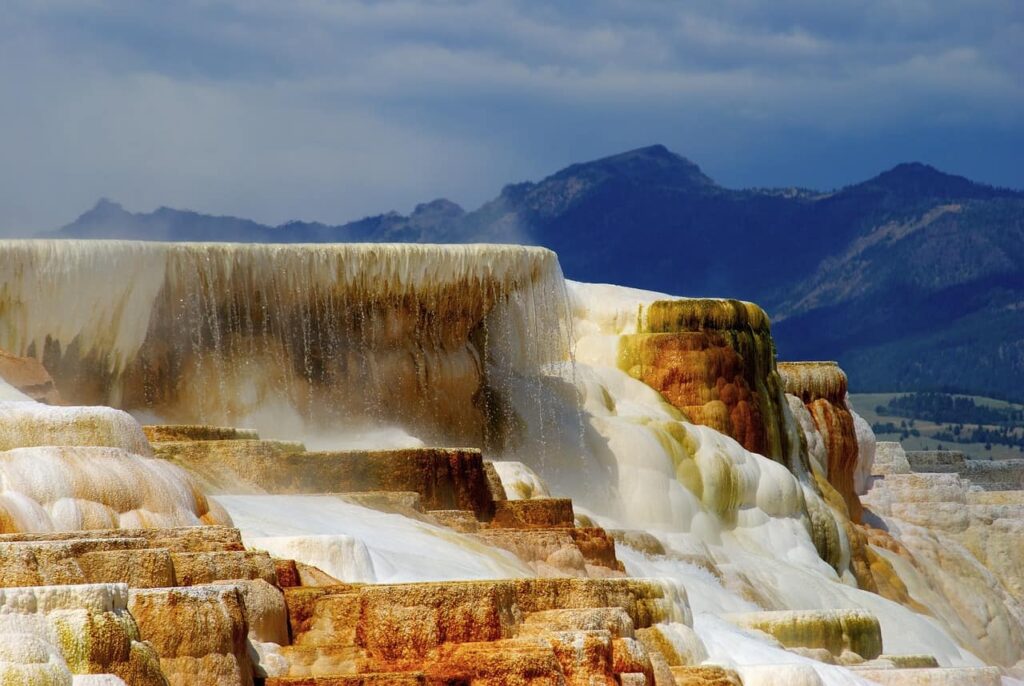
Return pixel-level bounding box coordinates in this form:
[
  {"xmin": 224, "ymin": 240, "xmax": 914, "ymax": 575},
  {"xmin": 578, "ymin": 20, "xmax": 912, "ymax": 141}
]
[
  {"xmin": 152, "ymin": 440, "xmax": 497, "ymax": 520},
  {"xmin": 614, "ymin": 299, "xmax": 794, "ymax": 465},
  {"xmin": 281, "ymin": 577, "xmax": 687, "ymax": 683}
]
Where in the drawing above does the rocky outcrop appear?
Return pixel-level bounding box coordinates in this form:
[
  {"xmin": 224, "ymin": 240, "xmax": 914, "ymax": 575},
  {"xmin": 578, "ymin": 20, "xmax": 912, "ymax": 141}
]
[
  {"xmin": 779, "ymin": 362, "xmax": 863, "ymax": 521},
  {"xmin": 617, "ymin": 299, "xmax": 794, "ymax": 465},
  {"xmin": 0, "ymin": 349, "xmax": 62, "ymax": 403}
]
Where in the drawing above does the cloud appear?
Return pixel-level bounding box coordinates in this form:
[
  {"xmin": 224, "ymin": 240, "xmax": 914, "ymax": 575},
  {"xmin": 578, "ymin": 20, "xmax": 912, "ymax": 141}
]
[{"xmin": 0, "ymin": 0, "xmax": 1021, "ymax": 234}]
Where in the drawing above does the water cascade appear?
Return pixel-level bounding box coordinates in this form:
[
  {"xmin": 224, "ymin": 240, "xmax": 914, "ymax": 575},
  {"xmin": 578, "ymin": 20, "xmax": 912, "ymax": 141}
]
[{"xmin": 0, "ymin": 240, "xmax": 574, "ymax": 450}]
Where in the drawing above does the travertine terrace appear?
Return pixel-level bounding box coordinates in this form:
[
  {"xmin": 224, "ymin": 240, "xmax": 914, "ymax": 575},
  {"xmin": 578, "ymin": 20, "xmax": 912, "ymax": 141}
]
[{"xmin": 1, "ymin": 241, "xmax": 1022, "ymax": 685}]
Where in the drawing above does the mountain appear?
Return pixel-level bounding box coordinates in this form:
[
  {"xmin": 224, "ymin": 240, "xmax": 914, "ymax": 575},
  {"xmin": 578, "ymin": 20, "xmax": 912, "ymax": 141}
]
[{"xmin": 52, "ymin": 146, "xmax": 1024, "ymax": 401}]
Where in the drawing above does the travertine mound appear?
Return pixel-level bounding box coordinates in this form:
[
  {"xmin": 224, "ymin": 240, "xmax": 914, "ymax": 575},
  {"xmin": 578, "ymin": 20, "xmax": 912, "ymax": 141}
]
[
  {"xmin": 863, "ymin": 469, "xmax": 1024, "ymax": 665},
  {"xmin": 0, "ymin": 445, "xmax": 229, "ymax": 532},
  {"xmin": 616, "ymin": 299, "xmax": 793, "ymax": 465},
  {"xmin": 779, "ymin": 362, "xmax": 863, "ymax": 520},
  {"xmin": 0, "ymin": 241, "xmax": 572, "ymax": 447},
  {"xmin": 0, "ymin": 402, "xmax": 152, "ymax": 455}
]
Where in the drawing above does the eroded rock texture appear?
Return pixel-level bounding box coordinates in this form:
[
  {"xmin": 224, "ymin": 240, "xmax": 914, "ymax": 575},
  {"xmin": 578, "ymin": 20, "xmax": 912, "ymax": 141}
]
[{"xmin": 618, "ymin": 299, "xmax": 793, "ymax": 465}]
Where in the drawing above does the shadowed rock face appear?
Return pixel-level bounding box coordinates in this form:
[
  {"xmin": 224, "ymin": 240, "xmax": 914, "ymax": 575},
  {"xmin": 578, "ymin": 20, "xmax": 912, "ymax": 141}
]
[{"xmin": 151, "ymin": 440, "xmax": 498, "ymax": 520}]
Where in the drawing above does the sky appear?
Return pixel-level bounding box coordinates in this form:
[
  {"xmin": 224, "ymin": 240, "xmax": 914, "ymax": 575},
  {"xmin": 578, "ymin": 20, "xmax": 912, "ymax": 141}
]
[{"xmin": 1, "ymin": 0, "xmax": 1022, "ymax": 234}]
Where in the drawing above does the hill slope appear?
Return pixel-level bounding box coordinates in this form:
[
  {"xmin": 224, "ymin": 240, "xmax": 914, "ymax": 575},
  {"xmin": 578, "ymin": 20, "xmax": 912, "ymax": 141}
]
[{"xmin": 53, "ymin": 146, "xmax": 1024, "ymax": 400}]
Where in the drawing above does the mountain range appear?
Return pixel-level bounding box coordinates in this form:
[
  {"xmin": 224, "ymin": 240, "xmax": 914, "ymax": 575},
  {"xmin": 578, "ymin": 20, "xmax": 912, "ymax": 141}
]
[{"xmin": 50, "ymin": 145, "xmax": 1024, "ymax": 402}]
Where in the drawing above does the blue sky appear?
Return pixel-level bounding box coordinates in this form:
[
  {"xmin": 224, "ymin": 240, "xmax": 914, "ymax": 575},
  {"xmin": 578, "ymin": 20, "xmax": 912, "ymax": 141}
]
[{"xmin": 2, "ymin": 0, "xmax": 1021, "ymax": 233}]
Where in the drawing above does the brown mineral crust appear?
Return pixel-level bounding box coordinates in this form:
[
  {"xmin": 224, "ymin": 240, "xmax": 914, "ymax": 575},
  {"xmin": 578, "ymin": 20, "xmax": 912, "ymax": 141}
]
[
  {"xmin": 266, "ymin": 676, "xmax": 431, "ymax": 685},
  {"xmin": 355, "ymin": 582, "xmax": 519, "ymax": 666},
  {"xmin": 611, "ymin": 637, "xmax": 655, "ymax": 683},
  {"xmin": 128, "ymin": 584, "xmax": 254, "ymax": 686},
  {"xmin": 275, "ymin": 558, "xmax": 302, "ymax": 587},
  {"xmin": 511, "ymin": 578, "xmax": 670, "ymax": 628},
  {"xmin": 542, "ymin": 630, "xmax": 617, "ymax": 686},
  {"xmin": 0, "ymin": 538, "xmax": 179, "ymax": 589},
  {"xmin": 283, "ymin": 585, "xmax": 366, "ymax": 644},
  {"xmin": 569, "ymin": 528, "xmax": 625, "ymax": 572},
  {"xmin": 669, "ymin": 665, "xmax": 743, "ymax": 685},
  {"xmin": 170, "ymin": 550, "xmax": 278, "ymax": 586},
  {"xmin": 422, "ymin": 639, "xmax": 566, "ymax": 686},
  {"xmin": 518, "ymin": 608, "xmax": 636, "ymax": 638},
  {"xmin": 490, "ymin": 499, "xmax": 575, "ymax": 529},
  {"xmin": 284, "ymin": 578, "xmax": 675, "ymax": 676}
]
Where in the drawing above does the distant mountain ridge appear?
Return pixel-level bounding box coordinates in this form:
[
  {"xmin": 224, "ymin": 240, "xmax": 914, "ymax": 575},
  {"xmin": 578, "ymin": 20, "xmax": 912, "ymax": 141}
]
[{"xmin": 52, "ymin": 145, "xmax": 1024, "ymax": 401}]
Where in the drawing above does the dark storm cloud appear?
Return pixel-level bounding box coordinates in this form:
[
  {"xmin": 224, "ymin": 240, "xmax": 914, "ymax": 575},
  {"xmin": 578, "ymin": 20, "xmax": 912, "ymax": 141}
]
[{"xmin": 1, "ymin": 0, "xmax": 1021, "ymax": 233}]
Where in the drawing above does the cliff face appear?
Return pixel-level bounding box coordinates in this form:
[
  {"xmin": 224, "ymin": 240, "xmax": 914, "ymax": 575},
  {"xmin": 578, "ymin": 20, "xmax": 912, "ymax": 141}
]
[{"xmin": 618, "ymin": 299, "xmax": 793, "ymax": 466}]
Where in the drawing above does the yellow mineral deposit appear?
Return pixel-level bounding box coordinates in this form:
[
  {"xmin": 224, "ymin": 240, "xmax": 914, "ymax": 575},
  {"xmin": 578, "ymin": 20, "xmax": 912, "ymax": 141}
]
[{"xmin": 0, "ymin": 240, "xmax": 1021, "ymax": 685}]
